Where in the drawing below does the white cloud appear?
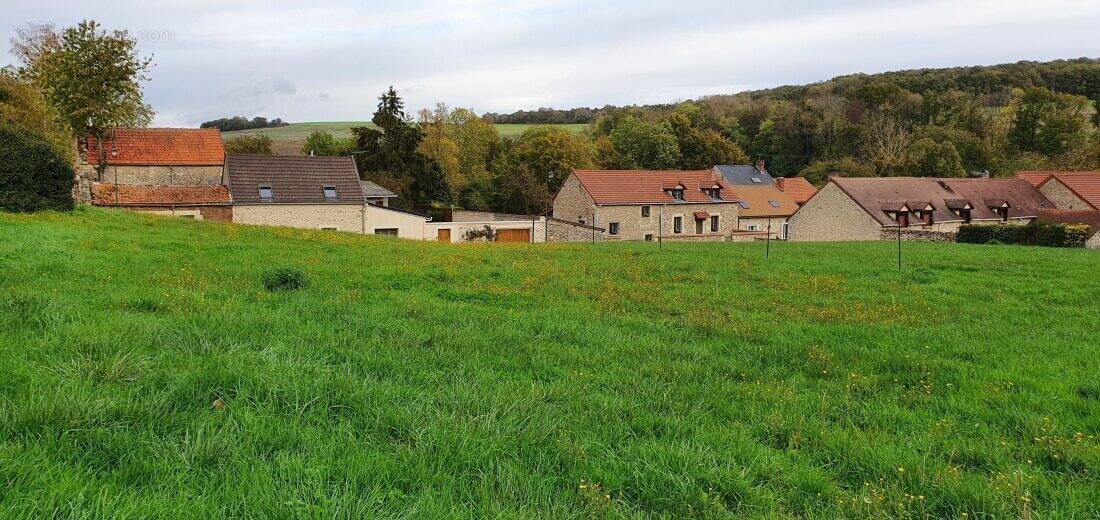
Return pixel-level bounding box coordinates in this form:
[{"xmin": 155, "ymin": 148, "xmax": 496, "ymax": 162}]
[{"xmin": 2, "ymin": 0, "xmax": 1097, "ymax": 126}]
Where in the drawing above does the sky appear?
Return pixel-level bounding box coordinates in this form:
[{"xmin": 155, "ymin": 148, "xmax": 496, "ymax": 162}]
[{"xmin": 3, "ymin": 0, "xmax": 1099, "ymax": 127}]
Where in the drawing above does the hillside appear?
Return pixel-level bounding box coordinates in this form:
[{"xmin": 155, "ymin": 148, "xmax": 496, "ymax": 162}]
[
  {"xmin": 222, "ymin": 122, "xmax": 587, "ymax": 155},
  {"xmin": 484, "ymin": 58, "xmax": 1100, "ymax": 124},
  {"xmin": 1, "ymin": 209, "xmax": 1098, "ymax": 518}
]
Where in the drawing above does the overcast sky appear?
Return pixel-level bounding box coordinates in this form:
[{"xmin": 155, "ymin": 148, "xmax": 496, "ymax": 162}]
[{"xmin": 4, "ymin": 0, "xmax": 1099, "ymax": 127}]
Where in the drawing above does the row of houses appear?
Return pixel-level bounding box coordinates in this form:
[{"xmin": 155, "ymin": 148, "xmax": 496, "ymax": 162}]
[
  {"xmin": 75, "ymin": 128, "xmax": 591, "ymax": 242},
  {"xmin": 547, "ymin": 166, "xmax": 1099, "ymax": 247},
  {"xmin": 75, "ymin": 128, "xmax": 1099, "ymax": 248}
]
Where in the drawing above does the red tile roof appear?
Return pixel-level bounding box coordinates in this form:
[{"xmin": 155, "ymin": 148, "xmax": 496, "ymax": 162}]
[
  {"xmin": 85, "ymin": 128, "xmax": 225, "ymax": 166},
  {"xmin": 731, "ymin": 185, "xmax": 800, "ymax": 217},
  {"xmin": 775, "ymin": 177, "xmax": 818, "ymax": 204},
  {"xmin": 1044, "ymin": 172, "xmax": 1100, "ymax": 209},
  {"xmin": 91, "ymin": 183, "xmax": 232, "ymax": 207},
  {"xmin": 1015, "ymin": 171, "xmax": 1052, "ymax": 187},
  {"xmin": 571, "ymin": 170, "xmax": 736, "ymax": 205}
]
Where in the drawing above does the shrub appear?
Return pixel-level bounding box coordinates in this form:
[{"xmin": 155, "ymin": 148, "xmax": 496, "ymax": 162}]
[
  {"xmin": 463, "ymin": 225, "xmax": 496, "ymax": 242},
  {"xmin": 957, "ymin": 222, "xmax": 1089, "ymax": 247},
  {"xmin": 0, "ymin": 123, "xmax": 74, "ymax": 212},
  {"xmin": 261, "ymin": 267, "xmax": 308, "ymax": 292}
]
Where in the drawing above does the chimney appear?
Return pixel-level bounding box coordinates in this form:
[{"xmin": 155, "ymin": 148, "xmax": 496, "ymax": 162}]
[{"xmin": 755, "ymin": 160, "xmax": 766, "ymax": 173}]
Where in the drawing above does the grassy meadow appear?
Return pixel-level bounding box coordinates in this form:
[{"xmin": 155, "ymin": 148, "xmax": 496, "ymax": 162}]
[
  {"xmin": 0, "ymin": 208, "xmax": 1098, "ymax": 518},
  {"xmin": 222, "ymin": 122, "xmax": 588, "ymax": 155}
]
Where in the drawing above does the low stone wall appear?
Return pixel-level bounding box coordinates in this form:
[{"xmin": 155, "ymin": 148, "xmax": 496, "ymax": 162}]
[
  {"xmin": 879, "ymin": 228, "xmax": 957, "ymax": 242},
  {"xmin": 546, "ymin": 218, "xmax": 604, "ymax": 243}
]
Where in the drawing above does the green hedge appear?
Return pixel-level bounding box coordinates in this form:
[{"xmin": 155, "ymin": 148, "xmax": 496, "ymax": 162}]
[
  {"xmin": 957, "ymin": 222, "xmax": 1091, "ymax": 247},
  {"xmin": 0, "ymin": 123, "xmax": 74, "ymax": 212}
]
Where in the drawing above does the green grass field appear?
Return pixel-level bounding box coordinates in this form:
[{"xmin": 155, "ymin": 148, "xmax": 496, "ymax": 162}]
[
  {"xmin": 1, "ymin": 208, "xmax": 1098, "ymax": 518},
  {"xmin": 222, "ymin": 122, "xmax": 588, "ymax": 155}
]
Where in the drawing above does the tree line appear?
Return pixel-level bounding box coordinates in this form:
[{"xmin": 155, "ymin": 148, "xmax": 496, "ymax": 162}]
[{"xmin": 200, "ymin": 116, "xmax": 288, "ymax": 132}]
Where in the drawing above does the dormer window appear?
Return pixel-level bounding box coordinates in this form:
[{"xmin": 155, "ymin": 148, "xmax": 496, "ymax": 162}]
[
  {"xmin": 703, "ymin": 184, "xmax": 722, "ymax": 200},
  {"xmin": 666, "ymin": 184, "xmax": 685, "ymax": 201},
  {"xmin": 323, "ymin": 185, "xmax": 338, "ymax": 199},
  {"xmin": 921, "ymin": 204, "xmax": 934, "ymax": 225},
  {"xmin": 258, "ymin": 185, "xmax": 273, "ymax": 200},
  {"xmin": 897, "ymin": 211, "xmax": 909, "ymax": 227},
  {"xmin": 960, "ymin": 207, "xmax": 972, "ymax": 223},
  {"xmin": 996, "ymin": 204, "xmax": 1009, "ymax": 221}
]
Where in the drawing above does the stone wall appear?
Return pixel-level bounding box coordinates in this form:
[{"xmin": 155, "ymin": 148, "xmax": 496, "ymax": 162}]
[
  {"xmin": 233, "ymin": 204, "xmax": 365, "ymax": 233},
  {"xmin": 135, "ymin": 206, "xmax": 232, "ymax": 222},
  {"xmin": 787, "ymin": 183, "xmax": 883, "ymax": 241},
  {"xmin": 1040, "ymin": 179, "xmax": 1093, "ymax": 210},
  {"xmin": 737, "ymin": 217, "xmax": 790, "ymax": 239},
  {"xmin": 879, "ymin": 228, "xmax": 957, "ymax": 242},
  {"xmin": 546, "ymin": 218, "xmax": 604, "ymax": 243},
  {"xmin": 595, "ymin": 202, "xmax": 740, "ymax": 242},
  {"xmin": 551, "ymin": 174, "xmax": 597, "ymax": 222}
]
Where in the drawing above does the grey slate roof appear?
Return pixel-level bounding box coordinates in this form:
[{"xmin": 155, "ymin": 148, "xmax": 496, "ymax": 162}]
[
  {"xmin": 714, "ymin": 164, "xmax": 775, "ymax": 186},
  {"xmin": 361, "ymin": 180, "xmax": 397, "ymax": 199},
  {"xmin": 226, "ymin": 155, "xmax": 365, "ymax": 204}
]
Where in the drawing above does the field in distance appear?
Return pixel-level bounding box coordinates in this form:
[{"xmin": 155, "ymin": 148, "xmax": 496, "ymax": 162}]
[
  {"xmin": 222, "ymin": 122, "xmax": 588, "ymax": 155},
  {"xmin": 1, "ymin": 208, "xmax": 1097, "ymax": 518}
]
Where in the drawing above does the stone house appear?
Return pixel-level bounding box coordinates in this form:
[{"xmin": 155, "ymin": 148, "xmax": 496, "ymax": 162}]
[
  {"xmin": 90, "ymin": 184, "xmax": 232, "ymax": 221},
  {"xmin": 226, "ymin": 154, "xmax": 429, "ymax": 238},
  {"xmin": 77, "ymin": 128, "xmax": 227, "ymax": 204},
  {"xmin": 788, "ymin": 176, "xmax": 1054, "ymax": 241},
  {"xmin": 712, "ymin": 164, "xmax": 808, "ymax": 239},
  {"xmin": 552, "ymin": 169, "xmax": 746, "ymax": 242},
  {"xmin": 1016, "ymin": 171, "xmax": 1099, "ymax": 210}
]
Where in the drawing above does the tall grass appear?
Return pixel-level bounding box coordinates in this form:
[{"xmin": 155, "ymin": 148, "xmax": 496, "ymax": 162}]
[{"xmin": 0, "ymin": 207, "xmax": 1097, "ymax": 518}]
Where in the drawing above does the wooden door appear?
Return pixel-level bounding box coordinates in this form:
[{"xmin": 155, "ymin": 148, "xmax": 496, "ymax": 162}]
[
  {"xmin": 437, "ymin": 228, "xmax": 451, "ymax": 242},
  {"xmin": 496, "ymin": 228, "xmax": 531, "ymax": 243}
]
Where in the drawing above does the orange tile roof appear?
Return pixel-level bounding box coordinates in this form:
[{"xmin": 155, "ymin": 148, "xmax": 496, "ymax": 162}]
[
  {"xmin": 1044, "ymin": 172, "xmax": 1100, "ymax": 209},
  {"xmin": 91, "ymin": 183, "xmax": 232, "ymax": 207},
  {"xmin": 775, "ymin": 177, "xmax": 818, "ymax": 204},
  {"xmin": 1015, "ymin": 171, "xmax": 1052, "ymax": 187},
  {"xmin": 85, "ymin": 128, "xmax": 225, "ymax": 166},
  {"xmin": 571, "ymin": 170, "xmax": 736, "ymax": 205},
  {"xmin": 728, "ymin": 185, "xmax": 800, "ymax": 217}
]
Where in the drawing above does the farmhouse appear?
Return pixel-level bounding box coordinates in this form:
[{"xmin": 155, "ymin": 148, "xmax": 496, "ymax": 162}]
[
  {"xmin": 1016, "ymin": 171, "xmax": 1100, "ymax": 210},
  {"xmin": 225, "ymin": 154, "xmax": 429, "ymax": 237},
  {"xmin": 78, "ymin": 128, "xmax": 226, "ymax": 200},
  {"xmin": 787, "ymin": 177, "xmax": 1054, "ymax": 241},
  {"xmin": 712, "ymin": 163, "xmax": 808, "ymax": 239},
  {"xmin": 552, "ymin": 169, "xmax": 745, "ymax": 241}
]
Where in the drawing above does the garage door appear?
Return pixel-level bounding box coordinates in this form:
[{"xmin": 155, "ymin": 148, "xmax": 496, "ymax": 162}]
[
  {"xmin": 496, "ymin": 228, "xmax": 531, "ymax": 243},
  {"xmin": 437, "ymin": 228, "xmax": 451, "ymax": 242}
]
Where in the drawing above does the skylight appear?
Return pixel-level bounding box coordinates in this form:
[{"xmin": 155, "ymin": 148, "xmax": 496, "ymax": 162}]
[
  {"xmin": 738, "ymin": 201, "xmax": 751, "ymax": 209},
  {"xmin": 751, "ymin": 177, "xmax": 762, "ymax": 183},
  {"xmin": 258, "ymin": 185, "xmax": 273, "ymax": 200},
  {"xmin": 323, "ymin": 185, "xmax": 338, "ymax": 199},
  {"xmin": 768, "ymin": 200, "xmax": 780, "ymax": 208}
]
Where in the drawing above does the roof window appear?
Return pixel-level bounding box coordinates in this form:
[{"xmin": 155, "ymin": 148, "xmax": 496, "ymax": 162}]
[
  {"xmin": 258, "ymin": 185, "xmax": 273, "ymax": 200},
  {"xmin": 323, "ymin": 185, "xmax": 338, "ymax": 199},
  {"xmin": 768, "ymin": 200, "xmax": 780, "ymax": 208},
  {"xmin": 738, "ymin": 200, "xmax": 751, "ymax": 209},
  {"xmin": 751, "ymin": 177, "xmax": 762, "ymax": 184}
]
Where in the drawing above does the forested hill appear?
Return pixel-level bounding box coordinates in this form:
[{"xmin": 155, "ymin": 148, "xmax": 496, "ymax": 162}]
[
  {"xmin": 483, "ymin": 59, "xmax": 1100, "ymax": 125},
  {"xmin": 478, "ymin": 58, "xmax": 1100, "ymax": 184}
]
